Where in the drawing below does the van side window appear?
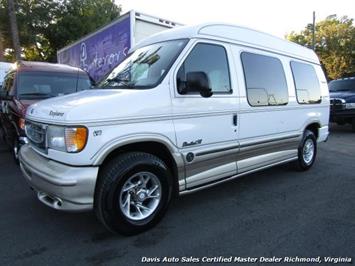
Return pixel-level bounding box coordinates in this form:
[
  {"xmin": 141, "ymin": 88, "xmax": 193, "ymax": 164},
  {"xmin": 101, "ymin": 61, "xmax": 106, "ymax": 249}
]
[
  {"xmin": 290, "ymin": 61, "xmax": 321, "ymax": 104},
  {"xmin": 241, "ymin": 52, "xmax": 288, "ymax": 106},
  {"xmin": 177, "ymin": 43, "xmax": 231, "ymax": 94},
  {"xmin": 3, "ymin": 72, "xmax": 15, "ymax": 95}
]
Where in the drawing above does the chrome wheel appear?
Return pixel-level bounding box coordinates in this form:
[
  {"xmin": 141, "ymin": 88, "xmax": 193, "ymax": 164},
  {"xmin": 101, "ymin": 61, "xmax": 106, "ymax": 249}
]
[
  {"xmin": 119, "ymin": 172, "xmax": 161, "ymax": 221},
  {"xmin": 303, "ymin": 139, "xmax": 314, "ymax": 165}
]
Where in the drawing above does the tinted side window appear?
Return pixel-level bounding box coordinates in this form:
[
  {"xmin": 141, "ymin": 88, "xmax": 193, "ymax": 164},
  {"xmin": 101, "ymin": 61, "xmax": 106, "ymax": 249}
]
[
  {"xmin": 4, "ymin": 72, "xmax": 15, "ymax": 94},
  {"xmin": 177, "ymin": 43, "xmax": 231, "ymax": 94},
  {"xmin": 290, "ymin": 61, "xmax": 321, "ymax": 104},
  {"xmin": 241, "ymin": 52, "xmax": 288, "ymax": 106},
  {"xmin": 77, "ymin": 76, "xmax": 92, "ymax": 91}
]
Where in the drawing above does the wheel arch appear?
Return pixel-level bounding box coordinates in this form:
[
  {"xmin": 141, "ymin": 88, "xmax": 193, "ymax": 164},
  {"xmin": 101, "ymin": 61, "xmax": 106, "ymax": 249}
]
[
  {"xmin": 304, "ymin": 122, "xmax": 321, "ymax": 140},
  {"xmin": 93, "ymin": 136, "xmax": 185, "ymax": 196}
]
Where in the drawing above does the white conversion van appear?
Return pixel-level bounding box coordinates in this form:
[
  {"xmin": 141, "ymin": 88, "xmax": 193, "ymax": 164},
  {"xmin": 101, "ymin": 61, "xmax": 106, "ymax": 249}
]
[{"xmin": 19, "ymin": 23, "xmax": 329, "ymax": 235}]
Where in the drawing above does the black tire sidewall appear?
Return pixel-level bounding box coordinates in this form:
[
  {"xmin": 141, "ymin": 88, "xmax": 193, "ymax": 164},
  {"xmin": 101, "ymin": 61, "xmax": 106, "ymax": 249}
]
[{"xmin": 97, "ymin": 153, "xmax": 172, "ymax": 235}]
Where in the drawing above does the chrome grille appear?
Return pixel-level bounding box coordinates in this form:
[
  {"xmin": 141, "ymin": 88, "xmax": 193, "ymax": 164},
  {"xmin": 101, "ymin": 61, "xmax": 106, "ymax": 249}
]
[{"xmin": 25, "ymin": 121, "xmax": 47, "ymax": 151}]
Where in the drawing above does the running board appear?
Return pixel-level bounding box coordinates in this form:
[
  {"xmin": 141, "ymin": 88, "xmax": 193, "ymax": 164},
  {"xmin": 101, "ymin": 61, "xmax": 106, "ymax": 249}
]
[{"xmin": 179, "ymin": 157, "xmax": 297, "ymax": 195}]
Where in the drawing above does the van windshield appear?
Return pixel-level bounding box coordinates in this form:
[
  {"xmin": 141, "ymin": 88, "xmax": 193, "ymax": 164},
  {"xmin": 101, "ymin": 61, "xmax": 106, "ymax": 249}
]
[
  {"xmin": 17, "ymin": 72, "xmax": 91, "ymax": 99},
  {"xmin": 329, "ymin": 79, "xmax": 355, "ymax": 92},
  {"xmin": 99, "ymin": 39, "xmax": 188, "ymax": 89}
]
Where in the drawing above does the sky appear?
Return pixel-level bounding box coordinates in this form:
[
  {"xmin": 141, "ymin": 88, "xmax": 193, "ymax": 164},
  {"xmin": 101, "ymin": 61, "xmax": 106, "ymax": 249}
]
[{"xmin": 116, "ymin": 0, "xmax": 355, "ymax": 38}]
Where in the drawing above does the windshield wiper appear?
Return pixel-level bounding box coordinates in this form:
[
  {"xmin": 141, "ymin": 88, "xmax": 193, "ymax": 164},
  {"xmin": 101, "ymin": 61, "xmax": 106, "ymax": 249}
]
[
  {"xmin": 107, "ymin": 77, "xmax": 130, "ymax": 83},
  {"xmin": 19, "ymin": 92, "xmax": 52, "ymax": 97},
  {"xmin": 105, "ymin": 77, "xmax": 136, "ymax": 89}
]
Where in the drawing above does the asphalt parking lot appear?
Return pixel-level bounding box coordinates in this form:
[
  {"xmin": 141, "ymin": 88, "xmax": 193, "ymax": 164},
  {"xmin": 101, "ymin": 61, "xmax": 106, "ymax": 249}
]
[{"xmin": 0, "ymin": 124, "xmax": 354, "ymax": 266}]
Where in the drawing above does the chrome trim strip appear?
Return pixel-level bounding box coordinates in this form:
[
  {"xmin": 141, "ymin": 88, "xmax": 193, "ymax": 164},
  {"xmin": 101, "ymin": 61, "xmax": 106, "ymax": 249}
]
[
  {"xmin": 194, "ymin": 134, "xmax": 300, "ymax": 157},
  {"xmin": 26, "ymin": 104, "xmax": 328, "ymax": 126},
  {"xmin": 26, "ymin": 110, "xmax": 236, "ymax": 126},
  {"xmin": 195, "ymin": 145, "xmax": 240, "ymax": 156},
  {"xmin": 239, "ymin": 134, "xmax": 301, "ymax": 148},
  {"xmin": 179, "ymin": 157, "xmax": 298, "ymax": 195}
]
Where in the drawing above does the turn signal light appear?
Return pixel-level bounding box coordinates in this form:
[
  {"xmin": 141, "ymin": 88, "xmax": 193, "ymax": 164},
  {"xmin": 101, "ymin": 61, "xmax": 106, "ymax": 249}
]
[
  {"xmin": 18, "ymin": 118, "xmax": 25, "ymax": 130},
  {"xmin": 65, "ymin": 127, "xmax": 88, "ymax": 153}
]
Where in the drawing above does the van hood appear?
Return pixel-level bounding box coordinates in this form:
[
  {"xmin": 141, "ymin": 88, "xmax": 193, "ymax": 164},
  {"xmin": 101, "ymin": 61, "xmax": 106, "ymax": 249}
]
[{"xmin": 26, "ymin": 89, "xmax": 168, "ymax": 124}]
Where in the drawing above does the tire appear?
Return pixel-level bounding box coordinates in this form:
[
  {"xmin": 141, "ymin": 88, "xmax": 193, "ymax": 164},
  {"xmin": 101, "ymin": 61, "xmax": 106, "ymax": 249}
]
[
  {"xmin": 293, "ymin": 130, "xmax": 317, "ymax": 171},
  {"xmin": 94, "ymin": 152, "xmax": 173, "ymax": 235}
]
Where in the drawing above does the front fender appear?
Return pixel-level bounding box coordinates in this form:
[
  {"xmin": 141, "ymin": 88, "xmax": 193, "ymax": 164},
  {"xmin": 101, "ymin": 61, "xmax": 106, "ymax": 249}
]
[
  {"xmin": 90, "ymin": 133, "xmax": 186, "ymax": 191},
  {"xmin": 91, "ymin": 133, "xmax": 180, "ymax": 165}
]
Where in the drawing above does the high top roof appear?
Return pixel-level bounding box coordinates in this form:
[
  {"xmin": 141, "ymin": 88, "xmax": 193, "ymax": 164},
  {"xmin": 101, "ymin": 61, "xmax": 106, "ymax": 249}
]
[{"xmin": 133, "ymin": 23, "xmax": 319, "ymax": 64}]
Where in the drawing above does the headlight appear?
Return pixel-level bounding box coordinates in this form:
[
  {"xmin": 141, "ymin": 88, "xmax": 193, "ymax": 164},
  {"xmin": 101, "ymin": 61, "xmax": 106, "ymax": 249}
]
[
  {"xmin": 47, "ymin": 126, "xmax": 88, "ymax": 153},
  {"xmin": 47, "ymin": 126, "xmax": 66, "ymax": 152}
]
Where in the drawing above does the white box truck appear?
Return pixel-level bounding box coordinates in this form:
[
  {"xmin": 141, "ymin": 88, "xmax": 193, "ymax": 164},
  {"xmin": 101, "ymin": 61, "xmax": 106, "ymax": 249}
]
[{"xmin": 57, "ymin": 10, "xmax": 182, "ymax": 82}]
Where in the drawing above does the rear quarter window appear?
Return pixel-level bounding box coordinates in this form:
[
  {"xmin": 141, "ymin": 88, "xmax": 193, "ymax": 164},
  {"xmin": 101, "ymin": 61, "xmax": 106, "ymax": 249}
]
[{"xmin": 290, "ymin": 61, "xmax": 321, "ymax": 104}]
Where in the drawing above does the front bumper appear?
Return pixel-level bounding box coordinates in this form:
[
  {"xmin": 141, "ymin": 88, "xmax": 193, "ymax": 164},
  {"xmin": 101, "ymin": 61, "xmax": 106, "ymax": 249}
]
[
  {"xmin": 329, "ymin": 99, "xmax": 355, "ymax": 122},
  {"xmin": 330, "ymin": 110, "xmax": 355, "ymax": 121},
  {"xmin": 19, "ymin": 144, "xmax": 99, "ymax": 212}
]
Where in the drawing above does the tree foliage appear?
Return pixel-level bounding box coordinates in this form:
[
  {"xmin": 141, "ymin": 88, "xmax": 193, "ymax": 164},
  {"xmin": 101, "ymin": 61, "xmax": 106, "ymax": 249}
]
[
  {"xmin": 287, "ymin": 15, "xmax": 355, "ymax": 80},
  {"xmin": 0, "ymin": 0, "xmax": 121, "ymax": 62}
]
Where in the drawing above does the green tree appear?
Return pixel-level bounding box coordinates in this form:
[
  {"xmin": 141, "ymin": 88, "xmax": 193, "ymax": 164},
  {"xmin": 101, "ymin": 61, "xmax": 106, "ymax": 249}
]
[
  {"xmin": 287, "ymin": 15, "xmax": 355, "ymax": 80},
  {"xmin": 0, "ymin": 0, "xmax": 121, "ymax": 62},
  {"xmin": 7, "ymin": 0, "xmax": 21, "ymax": 60}
]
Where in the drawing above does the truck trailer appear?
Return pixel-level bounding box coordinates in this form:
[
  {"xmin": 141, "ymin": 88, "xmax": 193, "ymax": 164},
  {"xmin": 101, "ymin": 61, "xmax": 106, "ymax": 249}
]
[{"xmin": 57, "ymin": 10, "xmax": 182, "ymax": 82}]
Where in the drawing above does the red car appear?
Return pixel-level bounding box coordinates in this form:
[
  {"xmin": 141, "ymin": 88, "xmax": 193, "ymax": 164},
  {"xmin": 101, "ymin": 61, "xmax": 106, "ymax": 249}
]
[{"xmin": 0, "ymin": 61, "xmax": 92, "ymax": 162}]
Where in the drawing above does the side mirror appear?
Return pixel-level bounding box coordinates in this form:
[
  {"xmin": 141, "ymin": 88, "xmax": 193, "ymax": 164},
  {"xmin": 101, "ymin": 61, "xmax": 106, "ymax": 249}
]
[
  {"xmin": 179, "ymin": 71, "xmax": 213, "ymax": 98},
  {"xmin": 0, "ymin": 91, "xmax": 8, "ymax": 100}
]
